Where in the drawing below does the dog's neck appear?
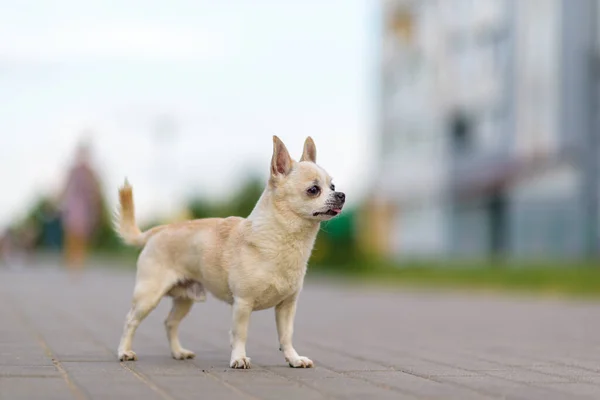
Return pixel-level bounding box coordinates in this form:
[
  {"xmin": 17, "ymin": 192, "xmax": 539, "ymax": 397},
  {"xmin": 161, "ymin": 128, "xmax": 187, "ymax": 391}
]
[{"xmin": 247, "ymin": 188, "xmax": 320, "ymax": 244}]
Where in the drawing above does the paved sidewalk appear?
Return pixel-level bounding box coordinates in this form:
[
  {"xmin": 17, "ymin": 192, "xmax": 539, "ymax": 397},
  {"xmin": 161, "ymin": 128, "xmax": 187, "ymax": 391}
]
[{"xmin": 1, "ymin": 265, "xmax": 600, "ymax": 400}]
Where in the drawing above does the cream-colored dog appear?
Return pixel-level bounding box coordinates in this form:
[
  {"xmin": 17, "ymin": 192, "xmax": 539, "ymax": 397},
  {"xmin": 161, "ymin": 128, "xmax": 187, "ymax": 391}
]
[{"xmin": 115, "ymin": 136, "xmax": 345, "ymax": 369}]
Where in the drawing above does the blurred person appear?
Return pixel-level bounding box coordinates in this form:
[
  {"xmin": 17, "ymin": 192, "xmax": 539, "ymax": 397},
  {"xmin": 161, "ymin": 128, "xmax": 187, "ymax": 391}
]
[{"xmin": 59, "ymin": 141, "xmax": 103, "ymax": 274}]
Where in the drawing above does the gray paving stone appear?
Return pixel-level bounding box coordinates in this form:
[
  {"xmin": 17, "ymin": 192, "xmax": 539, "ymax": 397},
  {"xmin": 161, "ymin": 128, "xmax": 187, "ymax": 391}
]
[
  {"xmin": 62, "ymin": 362, "xmax": 165, "ymax": 400},
  {"xmin": 142, "ymin": 375, "xmax": 257, "ymax": 400},
  {"xmin": 1, "ymin": 266, "xmax": 600, "ymax": 400},
  {"xmin": 0, "ymin": 365, "xmax": 59, "ymax": 377},
  {"xmin": 0, "ymin": 350, "xmax": 54, "ymax": 367},
  {"xmin": 439, "ymin": 376, "xmax": 587, "ymax": 400},
  {"xmin": 0, "ymin": 377, "xmax": 76, "ymax": 400},
  {"xmin": 484, "ymin": 368, "xmax": 576, "ymax": 384},
  {"xmin": 346, "ymin": 371, "xmax": 492, "ymax": 399},
  {"xmin": 528, "ymin": 365, "xmax": 600, "ymax": 380},
  {"xmin": 206, "ymin": 369, "xmax": 332, "ymax": 400},
  {"xmin": 294, "ymin": 375, "xmax": 414, "ymax": 400},
  {"xmin": 541, "ymin": 382, "xmax": 600, "ymax": 398}
]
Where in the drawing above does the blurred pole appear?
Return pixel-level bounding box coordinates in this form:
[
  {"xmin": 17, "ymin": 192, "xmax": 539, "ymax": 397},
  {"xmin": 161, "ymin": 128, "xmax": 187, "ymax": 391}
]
[
  {"xmin": 583, "ymin": 0, "xmax": 600, "ymax": 258},
  {"xmin": 560, "ymin": 0, "xmax": 599, "ymax": 258},
  {"xmin": 589, "ymin": 7, "xmax": 600, "ymax": 258}
]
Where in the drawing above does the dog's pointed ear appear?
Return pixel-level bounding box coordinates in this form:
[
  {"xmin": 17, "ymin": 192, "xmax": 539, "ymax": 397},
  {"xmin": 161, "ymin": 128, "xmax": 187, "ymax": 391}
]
[
  {"xmin": 300, "ymin": 136, "xmax": 317, "ymax": 163},
  {"xmin": 271, "ymin": 135, "xmax": 293, "ymax": 177}
]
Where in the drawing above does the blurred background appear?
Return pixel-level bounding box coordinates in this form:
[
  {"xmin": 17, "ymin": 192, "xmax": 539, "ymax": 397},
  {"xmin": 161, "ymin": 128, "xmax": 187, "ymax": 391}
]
[{"xmin": 1, "ymin": 0, "xmax": 600, "ymax": 293}]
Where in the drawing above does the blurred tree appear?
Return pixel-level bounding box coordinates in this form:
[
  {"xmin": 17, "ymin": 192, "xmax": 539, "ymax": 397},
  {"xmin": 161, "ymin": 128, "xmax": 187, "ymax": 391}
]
[
  {"xmin": 312, "ymin": 209, "xmax": 363, "ymax": 270},
  {"xmin": 188, "ymin": 198, "xmax": 217, "ymax": 219},
  {"xmin": 229, "ymin": 177, "xmax": 265, "ymax": 217},
  {"xmin": 188, "ymin": 176, "xmax": 265, "ymax": 219},
  {"xmin": 92, "ymin": 193, "xmax": 122, "ymax": 251}
]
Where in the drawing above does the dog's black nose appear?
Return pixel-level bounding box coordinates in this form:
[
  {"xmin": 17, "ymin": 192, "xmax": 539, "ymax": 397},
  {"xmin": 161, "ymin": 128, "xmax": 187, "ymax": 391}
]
[{"xmin": 335, "ymin": 192, "xmax": 345, "ymax": 203}]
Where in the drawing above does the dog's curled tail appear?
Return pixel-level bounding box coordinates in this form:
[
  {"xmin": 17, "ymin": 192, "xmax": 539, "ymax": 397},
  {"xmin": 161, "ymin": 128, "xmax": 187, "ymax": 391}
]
[{"xmin": 114, "ymin": 179, "xmax": 148, "ymax": 247}]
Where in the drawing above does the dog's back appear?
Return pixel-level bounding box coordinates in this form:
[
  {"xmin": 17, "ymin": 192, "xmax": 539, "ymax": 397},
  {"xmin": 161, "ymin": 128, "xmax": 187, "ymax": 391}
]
[{"xmin": 115, "ymin": 180, "xmax": 243, "ymax": 250}]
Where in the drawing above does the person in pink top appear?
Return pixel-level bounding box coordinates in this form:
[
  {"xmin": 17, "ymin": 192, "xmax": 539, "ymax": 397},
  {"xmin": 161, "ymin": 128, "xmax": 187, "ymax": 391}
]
[{"xmin": 59, "ymin": 141, "xmax": 103, "ymax": 272}]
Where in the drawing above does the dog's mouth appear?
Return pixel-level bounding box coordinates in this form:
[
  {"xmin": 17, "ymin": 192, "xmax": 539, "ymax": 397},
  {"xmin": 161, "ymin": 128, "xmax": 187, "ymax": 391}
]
[{"xmin": 313, "ymin": 208, "xmax": 342, "ymax": 217}]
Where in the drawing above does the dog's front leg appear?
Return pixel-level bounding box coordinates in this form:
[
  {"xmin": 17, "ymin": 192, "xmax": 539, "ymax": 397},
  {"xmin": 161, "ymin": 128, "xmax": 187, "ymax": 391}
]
[
  {"xmin": 229, "ymin": 298, "xmax": 252, "ymax": 369},
  {"xmin": 275, "ymin": 295, "xmax": 313, "ymax": 368}
]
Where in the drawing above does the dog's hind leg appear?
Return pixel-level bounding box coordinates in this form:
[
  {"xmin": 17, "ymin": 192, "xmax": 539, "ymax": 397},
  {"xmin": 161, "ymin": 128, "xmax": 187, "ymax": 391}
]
[
  {"xmin": 165, "ymin": 297, "xmax": 195, "ymax": 360},
  {"xmin": 117, "ymin": 275, "xmax": 175, "ymax": 361}
]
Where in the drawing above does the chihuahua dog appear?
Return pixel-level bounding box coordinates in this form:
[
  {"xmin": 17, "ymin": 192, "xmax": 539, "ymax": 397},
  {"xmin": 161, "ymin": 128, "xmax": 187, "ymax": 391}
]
[{"xmin": 115, "ymin": 136, "xmax": 345, "ymax": 368}]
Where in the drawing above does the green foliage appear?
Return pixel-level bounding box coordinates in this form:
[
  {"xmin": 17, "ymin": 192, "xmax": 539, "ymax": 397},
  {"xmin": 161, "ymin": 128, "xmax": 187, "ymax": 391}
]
[
  {"xmin": 188, "ymin": 177, "xmax": 265, "ymax": 219},
  {"xmin": 93, "ymin": 195, "xmax": 123, "ymax": 251},
  {"xmin": 322, "ymin": 260, "xmax": 600, "ymax": 298},
  {"xmin": 311, "ymin": 209, "xmax": 364, "ymax": 269}
]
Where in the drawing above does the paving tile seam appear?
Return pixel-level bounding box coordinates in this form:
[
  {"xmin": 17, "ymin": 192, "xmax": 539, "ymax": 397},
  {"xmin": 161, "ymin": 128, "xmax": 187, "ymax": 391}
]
[
  {"xmin": 202, "ymin": 370, "xmax": 265, "ymax": 400},
  {"xmin": 309, "ymin": 340, "xmax": 599, "ymax": 399},
  {"xmin": 192, "ymin": 323, "xmax": 422, "ymax": 399},
  {"xmin": 171, "ymin": 328, "xmax": 333, "ymax": 400},
  {"xmin": 237, "ymin": 325, "xmax": 600, "ymax": 400},
  {"xmin": 353, "ymin": 341, "xmax": 584, "ymax": 385},
  {"xmin": 72, "ymin": 304, "xmax": 265, "ymax": 400},
  {"xmin": 81, "ymin": 302, "xmax": 362, "ymax": 400},
  {"xmin": 119, "ymin": 362, "xmax": 178, "ymax": 400},
  {"xmin": 50, "ymin": 304, "xmax": 177, "ymax": 400},
  {"xmin": 482, "ymin": 351, "xmax": 600, "ymax": 378},
  {"xmin": 465, "ymin": 352, "xmax": 600, "ymax": 386},
  {"xmin": 303, "ymin": 340, "xmax": 560, "ymax": 400},
  {"xmin": 2, "ymin": 294, "xmax": 90, "ymax": 400},
  {"xmin": 182, "ymin": 333, "xmax": 341, "ymax": 400}
]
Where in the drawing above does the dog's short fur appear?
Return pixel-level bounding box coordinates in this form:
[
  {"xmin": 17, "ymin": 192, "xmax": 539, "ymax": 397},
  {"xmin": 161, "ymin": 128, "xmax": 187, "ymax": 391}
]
[{"xmin": 115, "ymin": 136, "xmax": 345, "ymax": 368}]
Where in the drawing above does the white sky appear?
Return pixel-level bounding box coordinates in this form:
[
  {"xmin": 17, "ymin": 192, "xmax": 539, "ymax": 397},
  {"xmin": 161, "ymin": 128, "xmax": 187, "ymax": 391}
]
[{"xmin": 0, "ymin": 0, "xmax": 378, "ymax": 226}]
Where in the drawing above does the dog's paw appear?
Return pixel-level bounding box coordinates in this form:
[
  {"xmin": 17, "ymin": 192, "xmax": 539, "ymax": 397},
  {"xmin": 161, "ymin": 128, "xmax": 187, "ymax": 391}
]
[
  {"xmin": 172, "ymin": 349, "xmax": 196, "ymax": 360},
  {"xmin": 287, "ymin": 356, "xmax": 313, "ymax": 368},
  {"xmin": 230, "ymin": 356, "xmax": 251, "ymax": 369},
  {"xmin": 119, "ymin": 350, "xmax": 137, "ymax": 361}
]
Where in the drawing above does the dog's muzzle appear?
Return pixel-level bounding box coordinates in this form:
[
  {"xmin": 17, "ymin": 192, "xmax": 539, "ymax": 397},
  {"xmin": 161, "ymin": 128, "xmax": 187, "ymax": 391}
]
[{"xmin": 313, "ymin": 192, "xmax": 346, "ymax": 217}]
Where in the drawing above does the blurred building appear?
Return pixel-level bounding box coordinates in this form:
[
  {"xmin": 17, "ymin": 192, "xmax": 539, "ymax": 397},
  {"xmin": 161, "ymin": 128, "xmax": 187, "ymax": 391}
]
[{"xmin": 374, "ymin": 0, "xmax": 599, "ymax": 260}]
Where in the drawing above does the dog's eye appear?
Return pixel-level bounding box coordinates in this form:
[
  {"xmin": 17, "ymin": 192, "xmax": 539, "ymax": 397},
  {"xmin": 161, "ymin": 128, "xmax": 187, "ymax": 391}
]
[
  {"xmin": 330, "ymin": 184, "xmax": 335, "ymax": 191},
  {"xmin": 307, "ymin": 186, "xmax": 321, "ymax": 196}
]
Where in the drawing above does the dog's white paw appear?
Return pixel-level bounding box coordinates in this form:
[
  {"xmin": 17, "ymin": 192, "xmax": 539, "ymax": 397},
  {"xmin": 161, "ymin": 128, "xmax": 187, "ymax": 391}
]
[
  {"xmin": 287, "ymin": 356, "xmax": 313, "ymax": 368},
  {"xmin": 119, "ymin": 350, "xmax": 137, "ymax": 361},
  {"xmin": 172, "ymin": 349, "xmax": 195, "ymax": 360},
  {"xmin": 230, "ymin": 356, "xmax": 251, "ymax": 369}
]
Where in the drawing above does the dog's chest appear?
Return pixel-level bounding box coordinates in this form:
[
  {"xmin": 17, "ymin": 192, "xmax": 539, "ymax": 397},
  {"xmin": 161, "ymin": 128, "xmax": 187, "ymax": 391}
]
[{"xmin": 252, "ymin": 253, "xmax": 308, "ymax": 310}]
